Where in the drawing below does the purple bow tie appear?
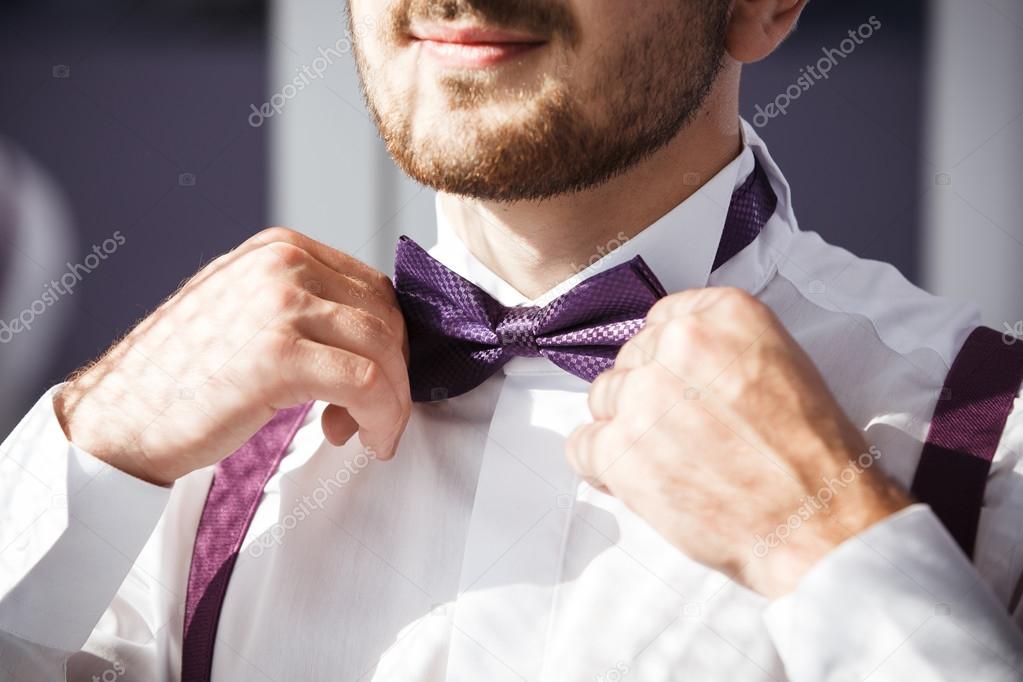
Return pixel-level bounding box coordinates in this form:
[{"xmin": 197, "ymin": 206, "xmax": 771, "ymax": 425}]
[{"xmin": 394, "ymin": 236, "xmax": 667, "ymax": 402}]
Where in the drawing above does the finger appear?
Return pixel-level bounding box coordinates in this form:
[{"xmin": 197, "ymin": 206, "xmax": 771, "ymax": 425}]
[
  {"xmin": 565, "ymin": 421, "xmax": 622, "ymax": 491},
  {"xmin": 645, "ymin": 289, "xmax": 715, "ymax": 325},
  {"xmin": 614, "ymin": 324, "xmax": 659, "ymax": 370},
  {"xmin": 186, "ymin": 228, "xmax": 393, "ymax": 299},
  {"xmin": 297, "ymin": 297, "xmax": 411, "ymax": 419},
  {"xmin": 588, "ymin": 368, "xmax": 631, "ymax": 420},
  {"xmin": 245, "ymin": 228, "xmax": 389, "ymax": 289},
  {"xmin": 290, "ymin": 255, "xmax": 406, "ymax": 343},
  {"xmin": 285, "ymin": 339, "xmax": 406, "ymax": 457},
  {"xmin": 321, "ymin": 405, "xmax": 405, "ymax": 462},
  {"xmin": 321, "ymin": 404, "xmax": 359, "ymax": 446},
  {"xmin": 645, "ymin": 287, "xmax": 751, "ymax": 325}
]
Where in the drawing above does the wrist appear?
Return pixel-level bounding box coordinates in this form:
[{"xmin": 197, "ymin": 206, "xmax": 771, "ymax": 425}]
[
  {"xmin": 745, "ymin": 468, "xmax": 911, "ymax": 599},
  {"xmin": 54, "ymin": 383, "xmax": 178, "ymax": 487}
]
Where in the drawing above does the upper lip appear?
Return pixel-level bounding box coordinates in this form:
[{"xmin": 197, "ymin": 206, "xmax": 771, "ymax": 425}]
[{"xmin": 408, "ymin": 22, "xmax": 546, "ymax": 45}]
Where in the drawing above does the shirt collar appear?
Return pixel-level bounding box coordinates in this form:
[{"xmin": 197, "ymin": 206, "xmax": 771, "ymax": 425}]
[{"xmin": 429, "ymin": 119, "xmax": 782, "ymax": 306}]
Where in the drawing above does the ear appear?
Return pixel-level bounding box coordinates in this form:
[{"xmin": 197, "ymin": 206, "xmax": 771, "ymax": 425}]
[{"xmin": 726, "ymin": 0, "xmax": 808, "ymax": 64}]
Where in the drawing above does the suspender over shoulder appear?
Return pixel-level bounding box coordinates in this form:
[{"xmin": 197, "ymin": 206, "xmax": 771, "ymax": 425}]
[{"xmin": 911, "ymin": 326, "xmax": 1023, "ymax": 558}]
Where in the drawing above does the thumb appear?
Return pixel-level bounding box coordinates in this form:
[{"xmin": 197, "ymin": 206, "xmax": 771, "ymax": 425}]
[{"xmin": 321, "ymin": 404, "xmax": 359, "ymax": 446}]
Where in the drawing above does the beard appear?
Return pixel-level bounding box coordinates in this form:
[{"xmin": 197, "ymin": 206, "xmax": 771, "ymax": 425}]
[{"xmin": 351, "ymin": 0, "xmax": 731, "ymax": 202}]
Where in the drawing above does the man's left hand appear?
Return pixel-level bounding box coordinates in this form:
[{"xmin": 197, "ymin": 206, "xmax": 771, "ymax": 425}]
[{"xmin": 566, "ymin": 287, "xmax": 911, "ymax": 598}]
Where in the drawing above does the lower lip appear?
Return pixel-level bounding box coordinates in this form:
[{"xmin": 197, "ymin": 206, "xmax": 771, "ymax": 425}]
[{"xmin": 416, "ymin": 39, "xmax": 544, "ymax": 68}]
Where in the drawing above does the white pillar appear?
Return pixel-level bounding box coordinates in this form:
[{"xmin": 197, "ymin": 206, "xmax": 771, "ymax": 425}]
[
  {"xmin": 268, "ymin": 0, "xmax": 435, "ymax": 274},
  {"xmin": 924, "ymin": 0, "xmax": 1023, "ymax": 330}
]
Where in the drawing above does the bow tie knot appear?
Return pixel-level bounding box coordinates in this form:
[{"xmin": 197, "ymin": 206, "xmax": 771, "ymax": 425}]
[
  {"xmin": 495, "ymin": 306, "xmax": 544, "ymax": 358},
  {"xmin": 394, "ymin": 236, "xmax": 668, "ymax": 401}
]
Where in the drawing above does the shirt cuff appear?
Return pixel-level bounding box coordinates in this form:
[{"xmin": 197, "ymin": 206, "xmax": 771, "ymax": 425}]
[
  {"xmin": 763, "ymin": 503, "xmax": 1023, "ymax": 681},
  {"xmin": 0, "ymin": 385, "xmax": 172, "ymax": 651}
]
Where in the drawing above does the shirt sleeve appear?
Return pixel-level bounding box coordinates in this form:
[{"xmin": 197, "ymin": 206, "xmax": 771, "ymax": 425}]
[
  {"xmin": 763, "ymin": 503, "xmax": 1023, "ymax": 681},
  {"xmin": 0, "ymin": 385, "xmax": 172, "ymax": 678}
]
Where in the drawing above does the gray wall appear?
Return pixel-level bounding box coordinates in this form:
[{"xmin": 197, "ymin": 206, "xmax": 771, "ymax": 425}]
[
  {"xmin": 0, "ymin": 1, "xmax": 268, "ymax": 434},
  {"xmin": 925, "ymin": 0, "xmax": 1023, "ymax": 329}
]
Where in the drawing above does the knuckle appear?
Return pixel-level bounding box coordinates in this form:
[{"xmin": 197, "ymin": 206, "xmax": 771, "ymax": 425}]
[
  {"xmin": 360, "ymin": 309, "xmax": 391, "ymax": 339},
  {"xmin": 385, "ymin": 305, "xmax": 406, "ymax": 337},
  {"xmin": 205, "ymin": 252, "xmax": 233, "ymax": 272},
  {"xmin": 567, "ymin": 424, "xmax": 594, "ymax": 459},
  {"xmin": 341, "ymin": 306, "xmax": 390, "ymax": 341},
  {"xmin": 266, "ymin": 241, "xmax": 309, "ymax": 269},
  {"xmin": 647, "ymin": 296, "xmax": 677, "ymax": 321},
  {"xmin": 352, "ymin": 359, "xmax": 381, "ymax": 392},
  {"xmin": 662, "ymin": 316, "xmax": 701, "ymax": 348},
  {"xmin": 566, "ymin": 435, "xmax": 588, "ymax": 470},
  {"xmin": 716, "ymin": 287, "xmax": 757, "ymax": 313},
  {"xmin": 265, "ymin": 282, "xmax": 305, "ymax": 312},
  {"xmin": 253, "ymin": 226, "xmax": 299, "ymax": 246},
  {"xmin": 243, "ymin": 243, "xmax": 292, "ymax": 276},
  {"xmin": 262, "ymin": 329, "xmax": 300, "ymax": 363},
  {"xmin": 341, "ymin": 275, "xmax": 371, "ymax": 301},
  {"xmin": 587, "ymin": 373, "xmax": 612, "ymax": 411},
  {"xmin": 370, "ymin": 270, "xmax": 394, "ymax": 293},
  {"xmin": 344, "ymin": 273, "xmax": 393, "ymax": 309}
]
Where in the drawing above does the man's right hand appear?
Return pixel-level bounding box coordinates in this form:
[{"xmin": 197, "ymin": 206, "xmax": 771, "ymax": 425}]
[{"xmin": 54, "ymin": 227, "xmax": 412, "ymax": 486}]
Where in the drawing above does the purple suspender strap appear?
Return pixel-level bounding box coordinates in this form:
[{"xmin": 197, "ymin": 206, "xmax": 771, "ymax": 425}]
[
  {"xmin": 181, "ymin": 402, "xmax": 314, "ymax": 682},
  {"xmin": 175, "ymin": 328, "xmax": 1023, "ymax": 678},
  {"xmin": 911, "ymin": 326, "xmax": 1023, "ymax": 558}
]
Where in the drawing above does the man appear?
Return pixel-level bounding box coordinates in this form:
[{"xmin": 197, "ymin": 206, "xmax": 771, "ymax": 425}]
[{"xmin": 1, "ymin": 0, "xmax": 1021, "ymax": 680}]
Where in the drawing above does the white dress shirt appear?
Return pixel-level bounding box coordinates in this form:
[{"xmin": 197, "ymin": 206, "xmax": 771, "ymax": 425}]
[{"xmin": 2, "ymin": 120, "xmax": 1022, "ymax": 682}]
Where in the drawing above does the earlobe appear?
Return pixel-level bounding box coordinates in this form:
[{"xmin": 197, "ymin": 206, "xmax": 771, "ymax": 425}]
[{"xmin": 725, "ymin": 0, "xmax": 808, "ymax": 64}]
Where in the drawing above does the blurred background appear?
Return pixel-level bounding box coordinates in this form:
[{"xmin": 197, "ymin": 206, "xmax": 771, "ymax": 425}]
[{"xmin": 0, "ymin": 0, "xmax": 1020, "ymax": 435}]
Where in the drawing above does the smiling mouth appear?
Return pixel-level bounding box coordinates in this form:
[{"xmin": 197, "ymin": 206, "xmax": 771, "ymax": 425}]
[{"xmin": 409, "ymin": 23, "xmax": 548, "ymax": 67}]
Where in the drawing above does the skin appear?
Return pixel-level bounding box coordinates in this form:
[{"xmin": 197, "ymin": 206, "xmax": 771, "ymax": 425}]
[
  {"xmin": 56, "ymin": 229, "xmax": 413, "ymax": 485},
  {"xmin": 569, "ymin": 288, "xmax": 909, "ymax": 597},
  {"xmin": 352, "ymin": 0, "xmax": 740, "ymax": 297},
  {"xmin": 56, "ymin": 0, "xmax": 910, "ymax": 598}
]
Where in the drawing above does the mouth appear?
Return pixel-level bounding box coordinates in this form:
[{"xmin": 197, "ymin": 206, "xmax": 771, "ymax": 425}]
[{"xmin": 409, "ymin": 22, "xmax": 548, "ymax": 68}]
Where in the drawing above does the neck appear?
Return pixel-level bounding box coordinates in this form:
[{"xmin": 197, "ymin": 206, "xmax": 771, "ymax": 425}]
[{"xmin": 440, "ymin": 66, "xmax": 743, "ymax": 300}]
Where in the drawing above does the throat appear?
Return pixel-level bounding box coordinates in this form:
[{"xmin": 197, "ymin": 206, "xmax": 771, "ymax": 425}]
[{"xmin": 439, "ymin": 121, "xmax": 743, "ymax": 300}]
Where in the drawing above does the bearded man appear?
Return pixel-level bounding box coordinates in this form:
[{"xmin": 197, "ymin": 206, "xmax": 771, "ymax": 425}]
[{"xmin": 2, "ymin": 1, "xmax": 1022, "ymax": 680}]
